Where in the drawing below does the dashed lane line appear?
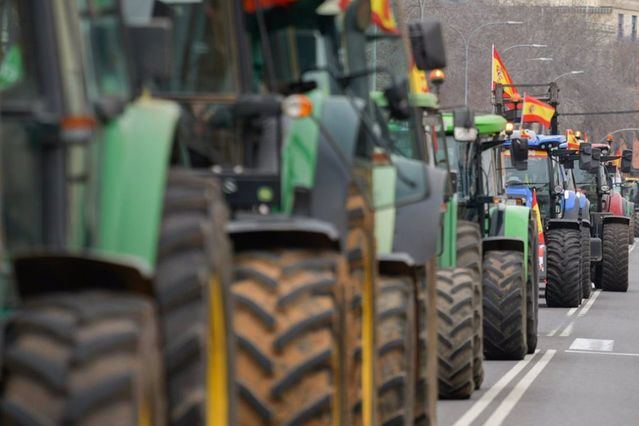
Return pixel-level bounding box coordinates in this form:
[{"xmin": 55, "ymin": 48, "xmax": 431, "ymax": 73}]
[
  {"xmin": 451, "ymin": 350, "xmax": 541, "ymax": 426},
  {"xmin": 559, "ymin": 321, "xmax": 574, "ymax": 337},
  {"xmin": 566, "ymin": 307, "xmax": 578, "ymax": 317},
  {"xmin": 578, "ymin": 290, "xmax": 601, "ymax": 317},
  {"xmin": 482, "ymin": 350, "xmax": 557, "ymax": 426},
  {"xmin": 565, "ymin": 349, "xmax": 639, "ymax": 357}
]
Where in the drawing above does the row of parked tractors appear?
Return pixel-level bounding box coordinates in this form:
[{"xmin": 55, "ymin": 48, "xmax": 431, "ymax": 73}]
[{"xmin": 0, "ymin": 1, "xmax": 634, "ymax": 425}]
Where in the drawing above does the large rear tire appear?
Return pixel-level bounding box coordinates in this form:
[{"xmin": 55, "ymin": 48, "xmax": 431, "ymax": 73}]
[
  {"xmin": 581, "ymin": 225, "xmax": 592, "ymax": 300},
  {"xmin": 232, "ymin": 249, "xmax": 342, "ymax": 425},
  {"xmin": 376, "ymin": 275, "xmax": 416, "ymax": 425},
  {"xmin": 545, "ymin": 228, "xmax": 581, "ymax": 308},
  {"xmin": 602, "ymin": 222, "xmax": 629, "ymax": 292},
  {"xmin": 629, "ymin": 214, "xmax": 635, "ymax": 245},
  {"xmin": 1, "ymin": 293, "xmax": 165, "ymax": 426},
  {"xmin": 157, "ymin": 171, "xmax": 233, "ymax": 424},
  {"xmin": 483, "ymin": 250, "xmax": 527, "ymax": 360},
  {"xmin": 455, "ymin": 221, "xmax": 483, "ymax": 389},
  {"xmin": 436, "ymin": 268, "xmax": 474, "ymax": 399},
  {"xmin": 526, "ymin": 215, "xmax": 539, "ymax": 354}
]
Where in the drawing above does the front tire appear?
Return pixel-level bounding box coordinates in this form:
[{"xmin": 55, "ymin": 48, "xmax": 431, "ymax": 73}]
[
  {"xmin": 526, "ymin": 215, "xmax": 539, "ymax": 354},
  {"xmin": 232, "ymin": 249, "xmax": 342, "ymax": 425},
  {"xmin": 377, "ymin": 274, "xmax": 416, "ymax": 424},
  {"xmin": 581, "ymin": 225, "xmax": 592, "ymax": 299},
  {"xmin": 483, "ymin": 250, "xmax": 527, "ymax": 360},
  {"xmin": 1, "ymin": 293, "xmax": 165, "ymax": 426},
  {"xmin": 436, "ymin": 268, "xmax": 474, "ymax": 399},
  {"xmin": 602, "ymin": 222, "xmax": 629, "ymax": 292},
  {"xmin": 456, "ymin": 221, "xmax": 483, "ymax": 389},
  {"xmin": 546, "ymin": 228, "xmax": 581, "ymax": 307}
]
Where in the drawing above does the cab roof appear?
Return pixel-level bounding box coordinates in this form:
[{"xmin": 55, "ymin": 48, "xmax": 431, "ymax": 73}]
[{"xmin": 442, "ymin": 113, "xmax": 506, "ymax": 136}]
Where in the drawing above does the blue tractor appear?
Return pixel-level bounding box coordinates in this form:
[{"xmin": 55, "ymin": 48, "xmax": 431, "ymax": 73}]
[{"xmin": 503, "ymin": 131, "xmax": 595, "ymax": 307}]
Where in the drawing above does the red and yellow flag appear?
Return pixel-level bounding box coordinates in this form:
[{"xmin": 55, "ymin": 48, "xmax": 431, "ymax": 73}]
[
  {"xmin": 532, "ymin": 188, "xmax": 545, "ymax": 245},
  {"xmin": 521, "ymin": 95, "xmax": 555, "ymax": 128},
  {"xmin": 371, "ymin": 0, "xmax": 398, "ymax": 33},
  {"xmin": 491, "ymin": 45, "xmax": 519, "ymax": 100},
  {"xmin": 565, "ymin": 129, "xmax": 580, "ymax": 151}
]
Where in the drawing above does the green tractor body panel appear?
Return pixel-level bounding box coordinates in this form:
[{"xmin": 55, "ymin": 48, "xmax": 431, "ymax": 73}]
[
  {"xmin": 281, "ymin": 91, "xmax": 324, "ymax": 214},
  {"xmin": 97, "ymin": 97, "xmax": 180, "ymax": 270},
  {"xmin": 438, "ymin": 194, "xmax": 458, "ymax": 268},
  {"xmin": 442, "ymin": 113, "xmax": 507, "ymax": 136},
  {"xmin": 373, "ymin": 164, "xmax": 397, "ymax": 255},
  {"xmin": 502, "ymin": 205, "xmax": 531, "ymax": 277}
]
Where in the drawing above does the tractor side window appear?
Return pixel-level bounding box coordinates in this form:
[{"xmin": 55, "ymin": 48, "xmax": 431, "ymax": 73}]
[
  {"xmin": 77, "ymin": 0, "xmax": 131, "ymax": 101},
  {"xmin": 0, "ymin": 0, "xmax": 37, "ymax": 101}
]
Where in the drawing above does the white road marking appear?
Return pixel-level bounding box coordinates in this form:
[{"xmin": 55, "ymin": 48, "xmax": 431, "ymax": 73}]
[
  {"xmin": 452, "ymin": 350, "xmax": 541, "ymax": 426},
  {"xmin": 630, "ymin": 240, "xmax": 636, "ymax": 252},
  {"xmin": 546, "ymin": 327, "xmax": 560, "ymax": 337},
  {"xmin": 566, "ymin": 307, "xmax": 578, "ymax": 317},
  {"xmin": 569, "ymin": 338, "xmax": 614, "ymax": 351},
  {"xmin": 578, "ymin": 290, "xmax": 601, "ymax": 317},
  {"xmin": 482, "ymin": 350, "xmax": 557, "ymax": 426},
  {"xmin": 566, "ymin": 349, "xmax": 639, "ymax": 357},
  {"xmin": 559, "ymin": 321, "xmax": 574, "ymax": 337}
]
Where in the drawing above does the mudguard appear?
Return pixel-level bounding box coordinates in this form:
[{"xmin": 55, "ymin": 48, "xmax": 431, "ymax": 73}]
[
  {"xmin": 11, "ymin": 251, "xmax": 153, "ymax": 299},
  {"xmin": 378, "ymin": 253, "xmax": 417, "ymax": 276},
  {"xmin": 227, "ymin": 215, "xmax": 340, "ymax": 251},
  {"xmin": 547, "ymin": 218, "xmax": 581, "ymax": 231},
  {"xmin": 489, "ymin": 204, "xmax": 531, "ymax": 277},
  {"xmin": 482, "ymin": 236, "xmax": 525, "ymax": 254},
  {"xmin": 393, "ymin": 164, "xmax": 444, "ymax": 265},
  {"xmin": 606, "ymin": 192, "xmax": 626, "ymax": 216},
  {"xmin": 602, "ymin": 215, "xmax": 630, "ymax": 226},
  {"xmin": 97, "ymin": 96, "xmax": 180, "ymax": 271},
  {"xmin": 562, "ymin": 190, "xmax": 581, "ymax": 220}
]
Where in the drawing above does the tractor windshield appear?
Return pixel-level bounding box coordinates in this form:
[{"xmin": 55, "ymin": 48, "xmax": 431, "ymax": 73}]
[
  {"xmin": 502, "ymin": 150, "xmax": 549, "ymax": 189},
  {"xmin": 0, "ymin": 0, "xmax": 37, "ymax": 104},
  {"xmin": 151, "ymin": 0, "xmax": 239, "ymax": 96}
]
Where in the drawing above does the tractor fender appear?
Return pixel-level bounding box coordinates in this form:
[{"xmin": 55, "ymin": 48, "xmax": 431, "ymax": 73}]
[
  {"xmin": 482, "ymin": 236, "xmax": 525, "ymax": 255},
  {"xmin": 602, "ymin": 215, "xmax": 630, "ymax": 226},
  {"xmin": 393, "ymin": 164, "xmax": 445, "ymax": 266},
  {"xmin": 97, "ymin": 97, "xmax": 181, "ymax": 269},
  {"xmin": 561, "ymin": 190, "xmax": 581, "ymax": 220},
  {"xmin": 11, "ymin": 251, "xmax": 154, "ymax": 299},
  {"xmin": 605, "ymin": 192, "xmax": 626, "ymax": 216},
  {"xmin": 378, "ymin": 253, "xmax": 418, "ymax": 276},
  {"xmin": 546, "ymin": 218, "xmax": 581, "ymax": 231},
  {"xmin": 227, "ymin": 215, "xmax": 340, "ymax": 251}
]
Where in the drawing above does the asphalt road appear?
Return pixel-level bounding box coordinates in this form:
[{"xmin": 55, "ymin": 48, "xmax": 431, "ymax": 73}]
[{"xmin": 438, "ymin": 241, "xmax": 639, "ymax": 426}]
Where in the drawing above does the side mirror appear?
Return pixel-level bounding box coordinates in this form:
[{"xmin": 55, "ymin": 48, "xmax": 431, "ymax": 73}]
[
  {"xmin": 621, "ymin": 149, "xmax": 633, "ymax": 173},
  {"xmin": 408, "ymin": 19, "xmax": 447, "ymax": 71},
  {"xmin": 453, "ymin": 107, "xmax": 477, "ymax": 142},
  {"xmin": 579, "ymin": 143, "xmax": 592, "ymax": 170},
  {"xmin": 510, "ymin": 138, "xmax": 529, "ymax": 171},
  {"xmin": 590, "ymin": 148, "xmax": 602, "ymax": 172},
  {"xmin": 562, "ymin": 157, "xmax": 575, "ymax": 169},
  {"xmin": 127, "ymin": 19, "xmax": 173, "ymax": 89},
  {"xmin": 384, "ymin": 80, "xmax": 411, "ymax": 120}
]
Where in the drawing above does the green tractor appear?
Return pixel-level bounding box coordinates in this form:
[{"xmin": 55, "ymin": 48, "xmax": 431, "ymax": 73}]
[
  {"xmin": 440, "ymin": 110, "xmax": 539, "ymax": 362},
  {"xmin": 132, "ymin": 0, "xmax": 445, "ymax": 424},
  {"xmin": 0, "ymin": 1, "xmax": 233, "ymax": 425},
  {"xmin": 365, "ymin": 20, "xmax": 449, "ymax": 425}
]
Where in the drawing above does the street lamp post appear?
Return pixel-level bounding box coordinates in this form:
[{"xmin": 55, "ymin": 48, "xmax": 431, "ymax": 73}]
[
  {"xmin": 450, "ymin": 21, "xmax": 523, "ymax": 105},
  {"xmin": 503, "ymin": 43, "xmax": 547, "ymax": 54},
  {"xmin": 553, "ymin": 70, "xmax": 585, "ymax": 82}
]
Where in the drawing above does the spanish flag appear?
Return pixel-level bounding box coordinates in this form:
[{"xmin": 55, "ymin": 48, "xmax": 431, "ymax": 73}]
[
  {"xmin": 371, "ymin": 0, "xmax": 398, "ymax": 33},
  {"xmin": 521, "ymin": 95, "xmax": 555, "ymax": 128},
  {"xmin": 410, "ymin": 64, "xmax": 429, "ymax": 94},
  {"xmin": 491, "ymin": 45, "xmax": 519, "ymax": 100}
]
